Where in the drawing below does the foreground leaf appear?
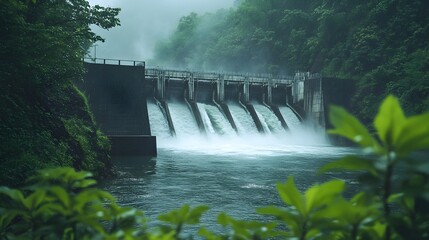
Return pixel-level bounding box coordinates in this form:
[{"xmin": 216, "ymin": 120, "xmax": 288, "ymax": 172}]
[
  {"xmin": 319, "ymin": 156, "xmax": 378, "ymax": 176},
  {"xmin": 374, "ymin": 95, "xmax": 406, "ymax": 148},
  {"xmin": 328, "ymin": 106, "xmax": 381, "ymax": 153}
]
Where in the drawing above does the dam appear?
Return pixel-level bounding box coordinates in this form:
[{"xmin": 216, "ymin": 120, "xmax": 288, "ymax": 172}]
[{"xmin": 82, "ymin": 59, "xmax": 327, "ymax": 155}]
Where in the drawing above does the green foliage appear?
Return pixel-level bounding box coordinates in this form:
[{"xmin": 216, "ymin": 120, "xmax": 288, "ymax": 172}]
[
  {"xmin": 321, "ymin": 95, "xmax": 429, "ymax": 239},
  {"xmin": 0, "ymin": 0, "xmax": 119, "ymax": 186},
  {"xmin": 157, "ymin": 205, "xmax": 209, "ymax": 238},
  {"xmin": 152, "ymin": 0, "xmax": 429, "ymax": 121},
  {"xmin": 0, "ymin": 167, "xmax": 147, "ymax": 239}
]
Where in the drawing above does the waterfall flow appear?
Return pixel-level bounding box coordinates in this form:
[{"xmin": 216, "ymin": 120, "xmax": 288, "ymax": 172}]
[
  {"xmin": 147, "ymin": 100, "xmax": 170, "ymax": 138},
  {"xmin": 168, "ymin": 102, "xmax": 200, "ymax": 137},
  {"xmin": 253, "ymin": 104, "xmax": 285, "ymax": 134},
  {"xmin": 147, "ymin": 101, "xmax": 310, "ymax": 139},
  {"xmin": 279, "ymin": 106, "xmax": 301, "ymax": 132},
  {"xmin": 228, "ymin": 104, "xmax": 258, "ymax": 135},
  {"xmin": 197, "ymin": 103, "xmax": 236, "ymax": 136}
]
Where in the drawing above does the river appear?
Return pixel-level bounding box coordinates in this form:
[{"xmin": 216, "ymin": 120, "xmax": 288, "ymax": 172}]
[{"xmin": 101, "ymin": 136, "xmax": 358, "ymax": 233}]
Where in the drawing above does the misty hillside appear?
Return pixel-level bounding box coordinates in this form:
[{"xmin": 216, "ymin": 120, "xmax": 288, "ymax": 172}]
[{"xmin": 152, "ymin": 0, "xmax": 429, "ymax": 122}]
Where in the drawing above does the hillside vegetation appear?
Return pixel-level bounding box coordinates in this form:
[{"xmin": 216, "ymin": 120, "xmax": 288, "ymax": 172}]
[
  {"xmin": 153, "ymin": 0, "xmax": 429, "ymax": 122},
  {"xmin": 0, "ymin": 0, "xmax": 120, "ymax": 186}
]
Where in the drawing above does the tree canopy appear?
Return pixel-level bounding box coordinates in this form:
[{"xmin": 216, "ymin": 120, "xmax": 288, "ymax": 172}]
[
  {"xmin": 152, "ymin": 0, "xmax": 429, "ymax": 122},
  {"xmin": 0, "ymin": 0, "xmax": 120, "ymax": 186}
]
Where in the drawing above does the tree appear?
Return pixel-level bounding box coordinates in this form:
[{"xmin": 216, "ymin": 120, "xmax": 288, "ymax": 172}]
[{"xmin": 0, "ymin": 0, "xmax": 120, "ymax": 186}]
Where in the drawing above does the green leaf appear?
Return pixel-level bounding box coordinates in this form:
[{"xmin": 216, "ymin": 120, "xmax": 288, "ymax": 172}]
[
  {"xmin": 328, "ymin": 106, "xmax": 381, "ymax": 153},
  {"xmin": 157, "ymin": 204, "xmax": 207, "ymax": 226},
  {"xmin": 276, "ymin": 177, "xmax": 305, "ymax": 215},
  {"xmin": 257, "ymin": 205, "xmax": 300, "ymax": 220},
  {"xmin": 396, "ymin": 113, "xmax": 429, "ymax": 155},
  {"xmin": 0, "ymin": 187, "xmax": 25, "ymax": 203},
  {"xmin": 257, "ymin": 205, "xmax": 301, "ymax": 234},
  {"xmin": 74, "ymin": 179, "xmax": 97, "ymax": 188},
  {"xmin": 217, "ymin": 212, "xmax": 230, "ymax": 226},
  {"xmin": 305, "ymin": 180, "xmax": 345, "ymax": 212},
  {"xmin": 319, "ymin": 156, "xmax": 377, "ymax": 176},
  {"xmin": 387, "ymin": 193, "xmax": 403, "ymax": 204},
  {"xmin": 374, "ymin": 95, "xmax": 406, "ymax": 147},
  {"xmin": 0, "ymin": 211, "xmax": 17, "ymax": 229},
  {"xmin": 198, "ymin": 227, "xmax": 223, "ymax": 240},
  {"xmin": 23, "ymin": 189, "xmax": 46, "ymax": 210},
  {"xmin": 186, "ymin": 205, "xmax": 209, "ymax": 224},
  {"xmin": 50, "ymin": 186, "xmax": 70, "ymax": 208}
]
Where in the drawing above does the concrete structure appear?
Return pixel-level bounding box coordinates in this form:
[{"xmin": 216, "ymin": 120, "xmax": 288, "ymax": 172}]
[
  {"xmin": 82, "ymin": 58, "xmax": 327, "ymax": 155},
  {"xmin": 145, "ymin": 68, "xmax": 324, "ymax": 132},
  {"xmin": 82, "ymin": 60, "xmax": 156, "ymax": 156}
]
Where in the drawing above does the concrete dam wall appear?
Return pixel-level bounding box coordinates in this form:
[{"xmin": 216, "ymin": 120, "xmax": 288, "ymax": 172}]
[
  {"xmin": 82, "ymin": 61, "xmax": 329, "ymax": 155},
  {"xmin": 81, "ymin": 62, "xmax": 156, "ymax": 156}
]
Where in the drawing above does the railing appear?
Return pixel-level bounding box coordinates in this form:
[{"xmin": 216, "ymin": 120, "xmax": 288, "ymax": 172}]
[
  {"xmin": 145, "ymin": 68, "xmax": 321, "ymax": 84},
  {"xmin": 83, "ymin": 58, "xmax": 145, "ymax": 67},
  {"xmin": 84, "ymin": 59, "xmax": 322, "ymax": 83}
]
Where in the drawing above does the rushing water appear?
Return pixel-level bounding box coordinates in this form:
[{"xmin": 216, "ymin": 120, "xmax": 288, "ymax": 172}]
[
  {"xmin": 147, "ymin": 100, "xmax": 170, "ymax": 137},
  {"xmin": 101, "ymin": 100, "xmax": 358, "ymax": 234},
  {"xmin": 197, "ymin": 103, "xmax": 236, "ymax": 136},
  {"xmin": 254, "ymin": 104, "xmax": 284, "ymax": 134},
  {"xmin": 168, "ymin": 102, "xmax": 200, "ymax": 137},
  {"xmin": 101, "ymin": 139, "xmax": 358, "ymax": 231},
  {"xmin": 228, "ymin": 103, "xmax": 258, "ymax": 135},
  {"xmin": 279, "ymin": 106, "xmax": 301, "ymax": 132}
]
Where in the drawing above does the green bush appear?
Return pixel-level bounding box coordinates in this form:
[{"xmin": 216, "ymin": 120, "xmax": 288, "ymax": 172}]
[{"xmin": 1, "ymin": 95, "xmax": 428, "ymax": 239}]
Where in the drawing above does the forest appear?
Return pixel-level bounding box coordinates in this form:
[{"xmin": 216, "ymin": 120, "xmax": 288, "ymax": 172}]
[
  {"xmin": 0, "ymin": 0, "xmax": 120, "ymax": 185},
  {"xmin": 153, "ymin": 0, "xmax": 429, "ymax": 123}
]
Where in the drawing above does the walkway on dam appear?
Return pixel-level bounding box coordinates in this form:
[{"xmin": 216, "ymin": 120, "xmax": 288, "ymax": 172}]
[{"xmin": 84, "ymin": 57, "xmax": 321, "ymax": 84}]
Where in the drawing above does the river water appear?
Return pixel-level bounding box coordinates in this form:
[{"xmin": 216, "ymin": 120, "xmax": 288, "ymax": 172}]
[{"xmin": 101, "ymin": 137, "xmax": 358, "ymax": 231}]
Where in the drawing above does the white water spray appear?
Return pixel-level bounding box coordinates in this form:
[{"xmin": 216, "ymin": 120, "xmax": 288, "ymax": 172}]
[
  {"xmin": 197, "ymin": 103, "xmax": 236, "ymax": 136},
  {"xmin": 147, "ymin": 101, "xmax": 330, "ymax": 154},
  {"xmin": 279, "ymin": 106, "xmax": 301, "ymax": 132},
  {"xmin": 253, "ymin": 104, "xmax": 284, "ymax": 134}
]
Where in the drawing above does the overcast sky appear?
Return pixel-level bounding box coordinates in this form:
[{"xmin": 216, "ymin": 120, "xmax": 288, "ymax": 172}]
[{"xmin": 87, "ymin": 0, "xmax": 234, "ymax": 63}]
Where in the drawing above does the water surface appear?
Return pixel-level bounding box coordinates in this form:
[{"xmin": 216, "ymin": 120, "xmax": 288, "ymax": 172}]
[{"xmin": 102, "ymin": 141, "xmax": 358, "ymax": 230}]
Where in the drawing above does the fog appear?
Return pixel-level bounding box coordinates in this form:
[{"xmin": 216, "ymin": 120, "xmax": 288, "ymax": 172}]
[{"xmin": 87, "ymin": 0, "xmax": 235, "ymax": 61}]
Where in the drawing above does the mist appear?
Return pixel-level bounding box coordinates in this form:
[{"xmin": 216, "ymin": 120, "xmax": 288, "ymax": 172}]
[{"xmin": 86, "ymin": 0, "xmax": 235, "ymax": 61}]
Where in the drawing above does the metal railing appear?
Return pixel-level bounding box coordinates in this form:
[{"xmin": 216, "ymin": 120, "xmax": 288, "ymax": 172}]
[
  {"xmin": 83, "ymin": 58, "xmax": 145, "ymax": 67},
  {"xmin": 84, "ymin": 58, "xmax": 322, "ymax": 83},
  {"xmin": 145, "ymin": 68, "xmax": 321, "ymax": 84}
]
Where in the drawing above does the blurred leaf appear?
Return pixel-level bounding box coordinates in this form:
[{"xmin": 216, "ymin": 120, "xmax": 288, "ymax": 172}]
[
  {"xmin": 374, "ymin": 95, "xmax": 406, "ymax": 147},
  {"xmin": 186, "ymin": 205, "xmax": 209, "ymax": 224},
  {"xmin": 0, "ymin": 187, "xmax": 25, "ymax": 203},
  {"xmin": 305, "ymin": 180, "xmax": 345, "ymax": 212},
  {"xmin": 396, "ymin": 113, "xmax": 429, "ymax": 155},
  {"xmin": 158, "ymin": 204, "xmax": 208, "ymax": 226},
  {"xmin": 277, "ymin": 176, "xmax": 305, "ymax": 215},
  {"xmin": 50, "ymin": 186, "xmax": 70, "ymax": 208},
  {"xmin": 217, "ymin": 212, "xmax": 229, "ymax": 226},
  {"xmin": 216, "ymin": 212, "xmax": 278, "ymax": 239},
  {"xmin": 74, "ymin": 179, "xmax": 97, "ymax": 188},
  {"xmin": 328, "ymin": 106, "xmax": 381, "ymax": 153},
  {"xmin": 257, "ymin": 205, "xmax": 300, "ymax": 234},
  {"xmin": 0, "ymin": 211, "xmax": 16, "ymax": 230},
  {"xmin": 23, "ymin": 189, "xmax": 46, "ymax": 210},
  {"xmin": 319, "ymin": 156, "xmax": 377, "ymax": 176},
  {"xmin": 198, "ymin": 227, "xmax": 223, "ymax": 240},
  {"xmin": 387, "ymin": 193, "xmax": 403, "ymax": 204}
]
